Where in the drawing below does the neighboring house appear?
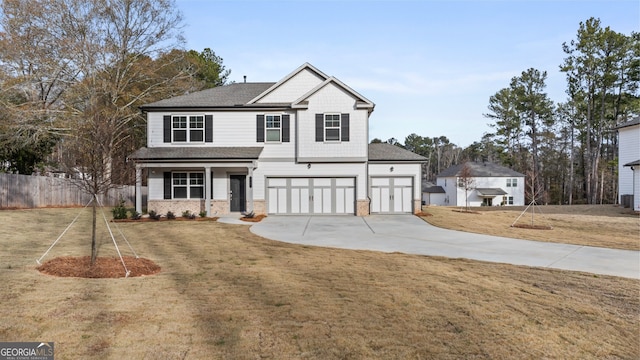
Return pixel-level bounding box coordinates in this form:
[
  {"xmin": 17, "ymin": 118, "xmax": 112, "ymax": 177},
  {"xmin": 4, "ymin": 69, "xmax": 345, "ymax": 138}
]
[
  {"xmin": 129, "ymin": 63, "xmax": 425, "ymax": 216},
  {"xmin": 434, "ymin": 162, "xmax": 525, "ymax": 207},
  {"xmin": 421, "ymin": 181, "xmax": 445, "ymax": 206},
  {"xmin": 617, "ymin": 116, "xmax": 640, "ymax": 211}
]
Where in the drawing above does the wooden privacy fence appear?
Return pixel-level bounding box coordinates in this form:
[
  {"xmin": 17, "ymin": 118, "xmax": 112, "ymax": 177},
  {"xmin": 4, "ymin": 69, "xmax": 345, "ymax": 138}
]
[{"xmin": 0, "ymin": 173, "xmax": 144, "ymax": 209}]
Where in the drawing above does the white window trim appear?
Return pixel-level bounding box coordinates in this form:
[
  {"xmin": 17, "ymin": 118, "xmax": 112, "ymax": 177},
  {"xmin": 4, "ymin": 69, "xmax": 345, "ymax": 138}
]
[
  {"xmin": 507, "ymin": 178, "xmax": 518, "ymax": 187},
  {"xmin": 172, "ymin": 172, "xmax": 204, "ymax": 199},
  {"xmin": 172, "ymin": 115, "xmax": 205, "ymax": 143},
  {"xmin": 265, "ymin": 114, "xmax": 282, "ymax": 143},
  {"xmin": 324, "ymin": 113, "xmax": 341, "ymax": 142}
]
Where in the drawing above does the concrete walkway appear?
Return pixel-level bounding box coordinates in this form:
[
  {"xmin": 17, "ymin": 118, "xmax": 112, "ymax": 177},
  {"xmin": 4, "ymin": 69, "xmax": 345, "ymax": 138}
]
[{"xmin": 250, "ymin": 215, "xmax": 640, "ymax": 279}]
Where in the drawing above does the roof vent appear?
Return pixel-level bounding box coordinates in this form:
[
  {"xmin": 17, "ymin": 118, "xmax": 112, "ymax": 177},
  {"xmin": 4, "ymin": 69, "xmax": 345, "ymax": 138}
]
[{"xmin": 243, "ymin": 75, "xmax": 247, "ymax": 83}]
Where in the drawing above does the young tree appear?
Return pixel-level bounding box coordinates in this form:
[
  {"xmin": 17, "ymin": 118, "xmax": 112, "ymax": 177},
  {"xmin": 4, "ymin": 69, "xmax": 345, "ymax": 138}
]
[{"xmin": 458, "ymin": 162, "xmax": 475, "ymax": 211}]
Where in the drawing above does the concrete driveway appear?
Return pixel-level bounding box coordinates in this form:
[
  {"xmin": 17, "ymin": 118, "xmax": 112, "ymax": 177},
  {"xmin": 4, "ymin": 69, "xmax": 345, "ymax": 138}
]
[{"xmin": 250, "ymin": 215, "xmax": 640, "ymax": 279}]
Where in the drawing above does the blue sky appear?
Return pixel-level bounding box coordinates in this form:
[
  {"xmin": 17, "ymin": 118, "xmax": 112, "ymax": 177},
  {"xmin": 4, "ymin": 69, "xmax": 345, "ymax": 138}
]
[{"xmin": 176, "ymin": 0, "xmax": 639, "ymax": 147}]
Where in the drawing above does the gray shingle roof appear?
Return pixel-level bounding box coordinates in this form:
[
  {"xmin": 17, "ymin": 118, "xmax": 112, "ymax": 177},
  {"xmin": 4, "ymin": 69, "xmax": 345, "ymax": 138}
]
[
  {"xmin": 476, "ymin": 188, "xmax": 508, "ymax": 196},
  {"xmin": 368, "ymin": 143, "xmax": 427, "ymax": 162},
  {"xmin": 615, "ymin": 115, "xmax": 640, "ymax": 130},
  {"xmin": 437, "ymin": 162, "xmax": 525, "ymax": 177},
  {"xmin": 141, "ymin": 83, "xmax": 277, "ymax": 109},
  {"xmin": 623, "ymin": 159, "xmax": 640, "ymax": 167},
  {"xmin": 129, "ymin": 147, "xmax": 264, "ymax": 161},
  {"xmin": 422, "ymin": 181, "xmax": 445, "ymax": 193}
]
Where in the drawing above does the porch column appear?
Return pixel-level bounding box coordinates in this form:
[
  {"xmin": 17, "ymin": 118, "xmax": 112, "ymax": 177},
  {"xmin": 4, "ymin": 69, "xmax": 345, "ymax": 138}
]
[
  {"xmin": 135, "ymin": 165, "xmax": 142, "ymax": 214},
  {"xmin": 247, "ymin": 164, "xmax": 254, "ymax": 212},
  {"xmin": 205, "ymin": 166, "xmax": 212, "ymax": 216}
]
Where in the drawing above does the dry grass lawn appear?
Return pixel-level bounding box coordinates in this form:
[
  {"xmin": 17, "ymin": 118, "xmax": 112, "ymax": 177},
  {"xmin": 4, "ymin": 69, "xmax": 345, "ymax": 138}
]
[
  {"xmin": 0, "ymin": 208, "xmax": 638, "ymax": 359},
  {"xmin": 422, "ymin": 204, "xmax": 640, "ymax": 251}
]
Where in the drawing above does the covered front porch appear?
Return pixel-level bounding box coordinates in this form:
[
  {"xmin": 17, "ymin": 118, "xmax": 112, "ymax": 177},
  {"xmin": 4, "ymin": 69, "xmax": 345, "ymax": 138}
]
[{"xmin": 129, "ymin": 147, "xmax": 263, "ymax": 216}]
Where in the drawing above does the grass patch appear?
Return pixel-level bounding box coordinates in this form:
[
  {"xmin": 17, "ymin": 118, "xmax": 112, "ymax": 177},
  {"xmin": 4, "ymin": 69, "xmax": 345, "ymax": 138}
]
[
  {"xmin": 0, "ymin": 208, "xmax": 638, "ymax": 358},
  {"xmin": 422, "ymin": 204, "xmax": 640, "ymax": 250}
]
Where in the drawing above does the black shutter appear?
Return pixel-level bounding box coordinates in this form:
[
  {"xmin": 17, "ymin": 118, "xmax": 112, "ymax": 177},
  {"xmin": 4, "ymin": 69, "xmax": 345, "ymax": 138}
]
[
  {"xmin": 315, "ymin": 114, "xmax": 324, "ymax": 142},
  {"xmin": 163, "ymin": 115, "xmax": 171, "ymax": 143},
  {"xmin": 341, "ymin": 113, "xmax": 350, "ymax": 142},
  {"xmin": 256, "ymin": 115, "xmax": 265, "ymax": 142},
  {"xmin": 205, "ymin": 115, "xmax": 213, "ymax": 142},
  {"xmin": 282, "ymin": 115, "xmax": 290, "ymax": 142},
  {"xmin": 163, "ymin": 172, "xmax": 172, "ymax": 199}
]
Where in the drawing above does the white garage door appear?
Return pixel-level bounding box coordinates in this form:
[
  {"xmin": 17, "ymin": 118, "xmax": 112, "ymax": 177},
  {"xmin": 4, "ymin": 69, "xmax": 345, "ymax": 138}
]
[
  {"xmin": 267, "ymin": 178, "xmax": 355, "ymax": 215},
  {"xmin": 370, "ymin": 177, "xmax": 413, "ymax": 214}
]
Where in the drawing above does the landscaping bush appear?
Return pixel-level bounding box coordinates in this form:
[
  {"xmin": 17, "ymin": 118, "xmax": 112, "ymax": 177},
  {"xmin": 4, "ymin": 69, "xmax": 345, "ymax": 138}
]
[
  {"xmin": 148, "ymin": 210, "xmax": 161, "ymax": 220},
  {"xmin": 182, "ymin": 210, "xmax": 196, "ymax": 220},
  {"xmin": 130, "ymin": 211, "xmax": 142, "ymax": 220},
  {"xmin": 111, "ymin": 199, "xmax": 128, "ymax": 220},
  {"xmin": 166, "ymin": 211, "xmax": 176, "ymax": 220},
  {"xmin": 199, "ymin": 211, "xmax": 207, "ymax": 218}
]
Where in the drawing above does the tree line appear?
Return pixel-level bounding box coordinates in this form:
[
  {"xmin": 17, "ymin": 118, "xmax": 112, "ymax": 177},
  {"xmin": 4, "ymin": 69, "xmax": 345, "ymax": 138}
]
[
  {"xmin": 0, "ymin": 0, "xmax": 230, "ymax": 184},
  {"xmin": 376, "ymin": 17, "xmax": 639, "ymax": 205}
]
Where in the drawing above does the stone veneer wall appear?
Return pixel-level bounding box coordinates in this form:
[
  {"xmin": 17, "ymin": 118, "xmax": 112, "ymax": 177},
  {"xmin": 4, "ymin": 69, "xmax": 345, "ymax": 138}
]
[
  {"xmin": 148, "ymin": 200, "xmax": 203, "ymax": 217},
  {"xmin": 356, "ymin": 199, "xmax": 370, "ymax": 216},
  {"xmin": 413, "ymin": 200, "xmax": 422, "ymax": 214},
  {"xmin": 252, "ymin": 200, "xmax": 266, "ymax": 215},
  {"xmin": 210, "ymin": 200, "xmax": 228, "ymax": 216}
]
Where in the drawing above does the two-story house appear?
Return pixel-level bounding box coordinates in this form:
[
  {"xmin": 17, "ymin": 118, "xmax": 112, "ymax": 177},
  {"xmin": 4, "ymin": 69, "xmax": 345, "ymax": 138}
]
[
  {"xmin": 434, "ymin": 161, "xmax": 525, "ymax": 207},
  {"xmin": 129, "ymin": 63, "xmax": 425, "ymax": 216},
  {"xmin": 617, "ymin": 116, "xmax": 640, "ymax": 211}
]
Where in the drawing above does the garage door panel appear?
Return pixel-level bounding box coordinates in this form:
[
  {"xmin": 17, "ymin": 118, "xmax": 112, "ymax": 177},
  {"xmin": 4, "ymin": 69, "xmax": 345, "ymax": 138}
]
[
  {"xmin": 370, "ymin": 177, "xmax": 413, "ymax": 214},
  {"xmin": 268, "ymin": 177, "xmax": 354, "ymax": 215}
]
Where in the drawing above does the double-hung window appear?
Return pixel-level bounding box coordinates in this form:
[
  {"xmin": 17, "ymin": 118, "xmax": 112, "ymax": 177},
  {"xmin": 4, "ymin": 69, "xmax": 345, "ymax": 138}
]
[
  {"xmin": 506, "ymin": 178, "xmax": 518, "ymax": 187},
  {"xmin": 324, "ymin": 114, "xmax": 341, "ymax": 141},
  {"xmin": 172, "ymin": 172, "xmax": 204, "ymax": 199},
  {"xmin": 265, "ymin": 115, "xmax": 281, "ymax": 142},
  {"xmin": 172, "ymin": 115, "xmax": 204, "ymax": 142}
]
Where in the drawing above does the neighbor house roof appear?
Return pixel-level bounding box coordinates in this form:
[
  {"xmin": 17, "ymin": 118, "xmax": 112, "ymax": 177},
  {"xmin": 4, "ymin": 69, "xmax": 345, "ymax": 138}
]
[
  {"xmin": 437, "ymin": 162, "xmax": 525, "ymax": 177},
  {"xmin": 615, "ymin": 115, "xmax": 640, "ymax": 130},
  {"xmin": 623, "ymin": 159, "xmax": 640, "ymax": 167},
  {"xmin": 476, "ymin": 188, "xmax": 508, "ymax": 197},
  {"xmin": 422, "ymin": 181, "xmax": 445, "ymax": 193},
  {"xmin": 140, "ymin": 83, "xmax": 277, "ymax": 109},
  {"xmin": 368, "ymin": 143, "xmax": 427, "ymax": 162},
  {"xmin": 129, "ymin": 147, "xmax": 264, "ymax": 161}
]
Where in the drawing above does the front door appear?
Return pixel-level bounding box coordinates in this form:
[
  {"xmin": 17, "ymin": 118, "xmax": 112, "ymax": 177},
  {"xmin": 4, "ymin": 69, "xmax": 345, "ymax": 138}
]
[{"xmin": 229, "ymin": 175, "xmax": 246, "ymax": 212}]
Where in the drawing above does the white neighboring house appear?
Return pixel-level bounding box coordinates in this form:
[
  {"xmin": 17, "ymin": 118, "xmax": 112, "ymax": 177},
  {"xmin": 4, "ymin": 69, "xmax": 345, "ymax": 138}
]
[
  {"xmin": 421, "ymin": 181, "xmax": 446, "ymax": 206},
  {"xmin": 617, "ymin": 116, "xmax": 640, "ymax": 211},
  {"xmin": 129, "ymin": 63, "xmax": 426, "ymax": 216},
  {"xmin": 434, "ymin": 162, "xmax": 525, "ymax": 207}
]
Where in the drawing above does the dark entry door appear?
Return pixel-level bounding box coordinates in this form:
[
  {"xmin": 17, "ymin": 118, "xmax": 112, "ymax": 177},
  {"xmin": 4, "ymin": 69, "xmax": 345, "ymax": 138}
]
[{"xmin": 230, "ymin": 175, "xmax": 246, "ymax": 212}]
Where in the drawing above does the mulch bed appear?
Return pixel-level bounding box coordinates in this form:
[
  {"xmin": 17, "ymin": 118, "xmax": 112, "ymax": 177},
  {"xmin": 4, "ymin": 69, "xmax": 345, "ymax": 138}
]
[
  {"xmin": 37, "ymin": 256, "xmax": 161, "ymax": 278},
  {"xmin": 452, "ymin": 209, "xmax": 482, "ymax": 214},
  {"xmin": 113, "ymin": 217, "xmax": 218, "ymax": 223},
  {"xmin": 415, "ymin": 212, "xmax": 433, "ymax": 217},
  {"xmin": 511, "ymin": 224, "xmax": 553, "ymax": 230},
  {"xmin": 239, "ymin": 214, "xmax": 267, "ymax": 222}
]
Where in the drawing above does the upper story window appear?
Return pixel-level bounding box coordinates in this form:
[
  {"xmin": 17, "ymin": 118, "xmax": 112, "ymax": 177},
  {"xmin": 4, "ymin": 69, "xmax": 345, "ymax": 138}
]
[
  {"xmin": 315, "ymin": 113, "xmax": 349, "ymax": 142},
  {"xmin": 256, "ymin": 114, "xmax": 289, "ymax": 143},
  {"xmin": 265, "ymin": 115, "xmax": 281, "ymax": 142},
  {"xmin": 172, "ymin": 115, "xmax": 204, "ymax": 142},
  {"xmin": 506, "ymin": 178, "xmax": 518, "ymax": 187},
  {"xmin": 324, "ymin": 114, "xmax": 341, "ymax": 141}
]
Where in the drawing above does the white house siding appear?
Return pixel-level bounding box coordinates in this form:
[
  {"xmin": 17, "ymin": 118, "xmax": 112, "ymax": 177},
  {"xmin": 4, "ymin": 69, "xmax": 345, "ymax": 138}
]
[
  {"xmin": 255, "ymin": 69, "xmax": 325, "ymax": 103},
  {"xmin": 633, "ymin": 169, "xmax": 640, "ymax": 211},
  {"xmin": 436, "ymin": 176, "xmax": 524, "ymax": 207},
  {"xmin": 147, "ymin": 111, "xmax": 296, "ymax": 149},
  {"xmin": 618, "ymin": 124, "xmax": 640, "ymax": 203},
  {"xmin": 297, "ymin": 84, "xmax": 368, "ymax": 161}
]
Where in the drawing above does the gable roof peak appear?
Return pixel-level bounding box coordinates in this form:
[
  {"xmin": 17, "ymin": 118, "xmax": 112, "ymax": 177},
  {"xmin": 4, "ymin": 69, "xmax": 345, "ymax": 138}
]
[{"xmin": 247, "ymin": 63, "xmax": 330, "ymax": 104}]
